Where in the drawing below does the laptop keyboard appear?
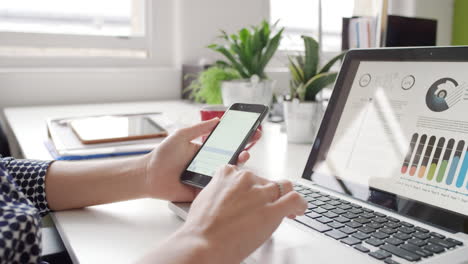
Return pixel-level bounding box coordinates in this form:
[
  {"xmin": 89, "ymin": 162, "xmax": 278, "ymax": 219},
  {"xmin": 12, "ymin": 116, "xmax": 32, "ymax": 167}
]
[{"xmin": 293, "ymin": 184, "xmax": 464, "ymax": 263}]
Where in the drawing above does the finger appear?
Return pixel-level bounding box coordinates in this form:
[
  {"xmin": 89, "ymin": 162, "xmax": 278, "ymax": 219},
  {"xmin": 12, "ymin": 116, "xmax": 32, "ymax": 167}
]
[
  {"xmin": 178, "ymin": 118, "xmax": 220, "ymax": 140},
  {"xmin": 269, "ymin": 191, "xmax": 307, "ymax": 218},
  {"xmin": 249, "ymin": 129, "xmax": 262, "ymax": 143},
  {"xmin": 258, "ymin": 180, "xmax": 293, "ymax": 203},
  {"xmin": 237, "ymin": 151, "xmax": 250, "ymax": 165}
]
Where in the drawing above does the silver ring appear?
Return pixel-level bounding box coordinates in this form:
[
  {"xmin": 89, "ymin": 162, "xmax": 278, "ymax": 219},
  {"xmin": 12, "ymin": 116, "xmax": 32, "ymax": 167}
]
[{"xmin": 275, "ymin": 181, "xmax": 284, "ymax": 198}]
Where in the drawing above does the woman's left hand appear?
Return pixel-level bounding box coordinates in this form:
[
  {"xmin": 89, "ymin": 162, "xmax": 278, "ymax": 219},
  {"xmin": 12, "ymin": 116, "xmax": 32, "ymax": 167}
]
[{"xmin": 142, "ymin": 118, "xmax": 261, "ymax": 202}]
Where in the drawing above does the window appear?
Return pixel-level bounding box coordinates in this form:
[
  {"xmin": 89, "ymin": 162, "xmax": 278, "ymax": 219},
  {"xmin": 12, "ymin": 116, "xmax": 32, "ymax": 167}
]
[
  {"xmin": 0, "ymin": 0, "xmax": 149, "ymax": 59},
  {"xmin": 270, "ymin": 0, "xmax": 354, "ymax": 52},
  {"xmin": 0, "ymin": 0, "xmax": 144, "ymax": 37}
]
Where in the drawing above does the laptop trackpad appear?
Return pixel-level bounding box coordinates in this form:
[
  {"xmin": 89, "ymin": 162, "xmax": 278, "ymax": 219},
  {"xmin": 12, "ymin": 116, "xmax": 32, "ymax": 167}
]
[{"xmin": 246, "ymin": 220, "xmax": 370, "ymax": 264}]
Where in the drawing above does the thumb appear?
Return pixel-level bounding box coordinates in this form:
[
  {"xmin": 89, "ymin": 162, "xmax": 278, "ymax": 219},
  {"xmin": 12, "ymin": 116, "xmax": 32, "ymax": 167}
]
[{"xmin": 179, "ymin": 118, "xmax": 220, "ymax": 140}]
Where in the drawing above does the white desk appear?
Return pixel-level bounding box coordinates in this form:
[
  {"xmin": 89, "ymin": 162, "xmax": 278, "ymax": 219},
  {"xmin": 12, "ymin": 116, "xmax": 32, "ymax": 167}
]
[{"xmin": 4, "ymin": 100, "xmax": 312, "ymax": 263}]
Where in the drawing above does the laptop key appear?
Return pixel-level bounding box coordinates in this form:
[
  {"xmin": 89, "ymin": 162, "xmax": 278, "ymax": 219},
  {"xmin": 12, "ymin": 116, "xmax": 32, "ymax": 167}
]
[
  {"xmin": 325, "ymin": 229, "xmax": 347, "ymax": 240},
  {"xmin": 307, "ymin": 203, "xmax": 318, "ymax": 210},
  {"xmin": 334, "ymin": 216, "xmax": 350, "ymax": 223},
  {"xmin": 374, "ymin": 211, "xmax": 386, "ymax": 217},
  {"xmin": 375, "ymin": 249, "xmax": 391, "ymax": 258},
  {"xmin": 393, "ymin": 232, "xmax": 411, "ymax": 241},
  {"xmin": 430, "ymin": 232, "xmax": 445, "ymax": 239},
  {"xmin": 380, "ymin": 227, "xmax": 397, "ymax": 235},
  {"xmin": 387, "ymin": 216, "xmax": 400, "ymax": 223},
  {"xmin": 427, "ymin": 237, "xmax": 456, "ymax": 248},
  {"xmin": 446, "ymin": 238, "xmax": 463, "ymax": 246},
  {"xmin": 320, "ymin": 204, "xmax": 336, "ymax": 211},
  {"xmin": 342, "ymin": 212, "xmax": 358, "ymax": 219},
  {"xmin": 341, "ymin": 236, "xmax": 361, "ymax": 246},
  {"xmin": 339, "ymin": 226, "xmax": 356, "ymax": 235},
  {"xmin": 362, "ymin": 208, "xmax": 373, "ymax": 213},
  {"xmin": 361, "ymin": 213, "xmax": 376, "ymax": 219},
  {"xmin": 358, "ymin": 226, "xmax": 376, "ymax": 234},
  {"xmin": 400, "ymin": 221, "xmax": 413, "ymax": 227},
  {"xmin": 373, "ymin": 217, "xmax": 388, "ymax": 223},
  {"xmin": 384, "ymin": 258, "xmax": 401, "ymax": 264},
  {"xmin": 345, "ymin": 221, "xmax": 362, "ymax": 229},
  {"xmin": 413, "ymin": 232, "xmax": 430, "ymax": 240},
  {"xmin": 311, "ymin": 200, "xmax": 326, "ymax": 207},
  {"xmin": 424, "ymin": 244, "xmax": 444, "ymax": 254},
  {"xmin": 312, "ymin": 207, "xmax": 327, "ymax": 214},
  {"xmin": 385, "ymin": 222, "xmax": 401, "ymax": 229},
  {"xmin": 306, "ymin": 212, "xmax": 321, "ymax": 219},
  {"xmin": 337, "ymin": 204, "xmax": 352, "ymax": 210},
  {"xmin": 322, "ymin": 211, "xmax": 338, "ymax": 218},
  {"xmin": 365, "ymin": 238, "xmax": 384, "ymax": 247},
  {"xmin": 354, "ymin": 244, "xmax": 370, "ymax": 253},
  {"xmin": 352, "ymin": 232, "xmax": 371, "ymax": 240},
  {"xmin": 367, "ymin": 222, "xmax": 383, "ymax": 229},
  {"xmin": 414, "ymin": 226, "xmax": 429, "ymax": 233},
  {"xmin": 331, "ymin": 208, "xmax": 347, "ymax": 215},
  {"xmin": 408, "ymin": 238, "xmax": 427, "ymax": 247},
  {"xmin": 327, "ymin": 200, "xmax": 341, "ymax": 206},
  {"xmin": 304, "ymin": 197, "xmax": 315, "ymax": 202},
  {"xmin": 400, "ymin": 243, "xmax": 433, "ymax": 258},
  {"xmin": 380, "ymin": 244, "xmax": 421, "ymax": 262},
  {"xmin": 368, "ymin": 251, "xmax": 386, "ymax": 260},
  {"xmin": 354, "ymin": 217, "xmax": 371, "ymax": 224},
  {"xmin": 349, "ymin": 208, "xmax": 363, "ymax": 214},
  {"xmin": 372, "ymin": 232, "xmax": 389, "ymax": 240},
  {"xmin": 295, "ymin": 216, "xmax": 332, "ymax": 233},
  {"xmin": 398, "ymin": 226, "xmax": 415, "ymax": 234},
  {"xmin": 316, "ymin": 216, "xmax": 333, "ymax": 224},
  {"xmin": 328, "ymin": 221, "xmax": 344, "ymax": 229},
  {"xmin": 385, "ymin": 237, "xmax": 404, "ymax": 246},
  {"xmin": 317, "ymin": 196, "xmax": 331, "ymax": 202}
]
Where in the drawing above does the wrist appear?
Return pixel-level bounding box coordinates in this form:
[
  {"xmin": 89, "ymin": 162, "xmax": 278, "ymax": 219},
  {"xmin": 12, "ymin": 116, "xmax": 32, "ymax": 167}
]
[
  {"xmin": 136, "ymin": 153, "xmax": 151, "ymax": 199},
  {"xmin": 170, "ymin": 226, "xmax": 213, "ymax": 263}
]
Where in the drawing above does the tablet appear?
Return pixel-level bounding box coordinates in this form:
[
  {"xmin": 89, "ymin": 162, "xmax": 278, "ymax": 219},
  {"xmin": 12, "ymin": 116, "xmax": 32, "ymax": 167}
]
[{"xmin": 70, "ymin": 115, "xmax": 167, "ymax": 144}]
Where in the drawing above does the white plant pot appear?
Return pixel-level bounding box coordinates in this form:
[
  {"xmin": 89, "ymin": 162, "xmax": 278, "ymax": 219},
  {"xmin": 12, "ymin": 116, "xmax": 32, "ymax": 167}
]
[
  {"xmin": 221, "ymin": 79, "xmax": 275, "ymax": 107},
  {"xmin": 284, "ymin": 100, "xmax": 324, "ymax": 144}
]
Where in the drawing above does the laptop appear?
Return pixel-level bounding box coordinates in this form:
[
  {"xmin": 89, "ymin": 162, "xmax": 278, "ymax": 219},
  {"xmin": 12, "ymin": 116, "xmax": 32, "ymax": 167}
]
[{"xmin": 169, "ymin": 47, "xmax": 468, "ymax": 264}]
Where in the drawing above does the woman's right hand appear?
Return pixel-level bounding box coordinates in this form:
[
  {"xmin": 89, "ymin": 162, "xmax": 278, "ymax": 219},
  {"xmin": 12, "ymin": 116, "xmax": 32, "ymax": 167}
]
[{"xmin": 140, "ymin": 165, "xmax": 307, "ymax": 264}]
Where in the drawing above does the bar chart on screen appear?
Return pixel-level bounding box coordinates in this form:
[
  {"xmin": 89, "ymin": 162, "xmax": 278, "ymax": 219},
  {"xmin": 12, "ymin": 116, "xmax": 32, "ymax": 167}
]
[{"xmin": 400, "ymin": 133, "xmax": 468, "ymax": 194}]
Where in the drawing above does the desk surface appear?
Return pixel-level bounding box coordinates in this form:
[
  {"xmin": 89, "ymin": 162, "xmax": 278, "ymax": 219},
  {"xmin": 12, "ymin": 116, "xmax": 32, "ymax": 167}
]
[{"xmin": 4, "ymin": 100, "xmax": 312, "ymax": 263}]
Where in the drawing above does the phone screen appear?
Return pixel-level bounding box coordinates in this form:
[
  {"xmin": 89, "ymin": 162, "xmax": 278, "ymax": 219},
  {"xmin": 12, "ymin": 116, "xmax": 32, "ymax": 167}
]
[{"xmin": 186, "ymin": 110, "xmax": 261, "ymax": 177}]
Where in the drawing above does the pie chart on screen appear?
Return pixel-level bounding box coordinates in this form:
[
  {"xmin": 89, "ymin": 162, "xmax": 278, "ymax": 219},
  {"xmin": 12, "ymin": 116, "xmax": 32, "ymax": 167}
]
[{"xmin": 425, "ymin": 77, "xmax": 458, "ymax": 112}]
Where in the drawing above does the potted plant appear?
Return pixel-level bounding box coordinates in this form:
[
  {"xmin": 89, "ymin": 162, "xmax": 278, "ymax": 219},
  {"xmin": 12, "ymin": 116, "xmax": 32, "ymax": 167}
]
[
  {"xmin": 284, "ymin": 36, "xmax": 345, "ymax": 143},
  {"xmin": 185, "ymin": 66, "xmax": 240, "ymax": 104},
  {"xmin": 208, "ymin": 20, "xmax": 284, "ymax": 106}
]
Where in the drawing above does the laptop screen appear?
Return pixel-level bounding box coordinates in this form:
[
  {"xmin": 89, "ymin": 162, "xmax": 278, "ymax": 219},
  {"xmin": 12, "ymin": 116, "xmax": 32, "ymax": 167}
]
[{"xmin": 303, "ymin": 48, "xmax": 468, "ymax": 234}]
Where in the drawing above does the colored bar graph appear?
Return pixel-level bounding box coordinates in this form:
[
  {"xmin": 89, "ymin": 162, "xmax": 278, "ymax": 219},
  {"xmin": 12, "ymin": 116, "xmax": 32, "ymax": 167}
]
[
  {"xmin": 418, "ymin": 136, "xmax": 436, "ymax": 178},
  {"xmin": 401, "ymin": 133, "xmax": 418, "ymax": 174},
  {"xmin": 410, "ymin": 135, "xmax": 427, "ymax": 176},
  {"xmin": 456, "ymin": 146, "xmax": 468, "ymax": 188},
  {"xmin": 446, "ymin": 141, "xmax": 465, "ymax": 185},
  {"xmin": 436, "ymin": 139, "xmax": 455, "ymax": 183},
  {"xmin": 427, "ymin": 137, "xmax": 445, "ymax": 181}
]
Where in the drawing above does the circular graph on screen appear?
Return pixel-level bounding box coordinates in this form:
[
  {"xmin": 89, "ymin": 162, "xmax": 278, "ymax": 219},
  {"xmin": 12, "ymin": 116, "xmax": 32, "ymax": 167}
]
[{"xmin": 425, "ymin": 77, "xmax": 459, "ymax": 112}]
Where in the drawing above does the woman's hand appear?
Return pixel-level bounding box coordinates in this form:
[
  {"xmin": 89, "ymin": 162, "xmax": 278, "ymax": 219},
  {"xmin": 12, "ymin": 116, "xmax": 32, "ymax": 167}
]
[
  {"xmin": 139, "ymin": 166, "xmax": 307, "ymax": 264},
  {"xmin": 142, "ymin": 118, "xmax": 260, "ymax": 202}
]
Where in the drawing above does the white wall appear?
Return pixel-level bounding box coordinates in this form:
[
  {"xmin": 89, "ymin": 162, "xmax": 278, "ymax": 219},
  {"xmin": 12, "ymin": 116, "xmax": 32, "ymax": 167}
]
[
  {"xmin": 177, "ymin": 0, "xmax": 270, "ymax": 65},
  {"xmin": 389, "ymin": 0, "xmax": 454, "ymax": 45}
]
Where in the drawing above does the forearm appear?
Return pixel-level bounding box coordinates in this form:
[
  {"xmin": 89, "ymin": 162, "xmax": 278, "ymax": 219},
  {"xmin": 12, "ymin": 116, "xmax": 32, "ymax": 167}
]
[{"xmin": 45, "ymin": 155, "xmax": 149, "ymax": 211}]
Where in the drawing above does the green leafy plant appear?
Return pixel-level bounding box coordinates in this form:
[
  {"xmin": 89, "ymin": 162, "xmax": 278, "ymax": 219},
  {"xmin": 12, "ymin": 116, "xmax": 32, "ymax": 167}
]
[
  {"xmin": 185, "ymin": 66, "xmax": 240, "ymax": 104},
  {"xmin": 288, "ymin": 36, "xmax": 345, "ymax": 101},
  {"xmin": 208, "ymin": 20, "xmax": 284, "ymax": 80}
]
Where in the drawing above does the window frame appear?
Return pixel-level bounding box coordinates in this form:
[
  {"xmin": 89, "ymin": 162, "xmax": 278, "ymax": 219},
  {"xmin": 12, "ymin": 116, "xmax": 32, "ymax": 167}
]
[{"xmin": 0, "ymin": 0, "xmax": 176, "ymax": 68}]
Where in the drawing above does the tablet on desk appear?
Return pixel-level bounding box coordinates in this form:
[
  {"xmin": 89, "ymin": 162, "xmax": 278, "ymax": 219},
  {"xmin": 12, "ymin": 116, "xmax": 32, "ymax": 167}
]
[{"xmin": 70, "ymin": 115, "xmax": 167, "ymax": 144}]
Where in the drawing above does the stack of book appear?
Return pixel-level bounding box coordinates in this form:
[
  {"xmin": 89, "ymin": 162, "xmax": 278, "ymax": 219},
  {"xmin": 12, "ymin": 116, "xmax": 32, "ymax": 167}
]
[{"xmin": 45, "ymin": 113, "xmax": 174, "ymax": 160}]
